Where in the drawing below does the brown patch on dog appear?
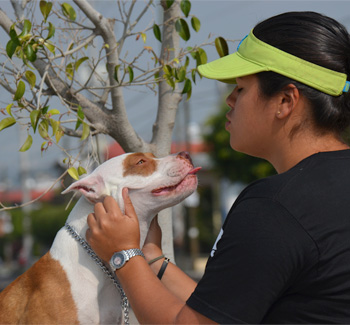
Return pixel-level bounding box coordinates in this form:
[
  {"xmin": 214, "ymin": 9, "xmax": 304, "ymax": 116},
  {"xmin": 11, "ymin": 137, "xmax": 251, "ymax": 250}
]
[
  {"xmin": 123, "ymin": 152, "xmax": 158, "ymax": 177},
  {"xmin": 0, "ymin": 252, "xmax": 79, "ymax": 324}
]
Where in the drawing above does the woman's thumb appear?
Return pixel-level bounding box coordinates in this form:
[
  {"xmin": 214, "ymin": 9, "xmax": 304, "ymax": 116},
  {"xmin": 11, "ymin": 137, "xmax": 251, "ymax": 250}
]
[{"xmin": 122, "ymin": 188, "xmax": 137, "ymax": 219}]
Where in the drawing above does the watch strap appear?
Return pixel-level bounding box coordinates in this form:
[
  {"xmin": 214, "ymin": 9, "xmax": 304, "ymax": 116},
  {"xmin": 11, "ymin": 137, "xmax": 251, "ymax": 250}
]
[{"xmin": 124, "ymin": 248, "xmax": 145, "ymax": 260}]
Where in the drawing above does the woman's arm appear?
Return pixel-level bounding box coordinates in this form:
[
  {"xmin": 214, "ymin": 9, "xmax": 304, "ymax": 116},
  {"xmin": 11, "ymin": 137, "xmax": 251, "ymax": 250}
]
[
  {"xmin": 142, "ymin": 215, "xmax": 197, "ymax": 302},
  {"xmin": 86, "ymin": 189, "xmax": 216, "ymax": 324}
]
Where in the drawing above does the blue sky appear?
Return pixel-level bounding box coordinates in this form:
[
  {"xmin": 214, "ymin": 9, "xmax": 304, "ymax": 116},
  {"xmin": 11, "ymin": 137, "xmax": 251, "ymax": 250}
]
[{"xmin": 1, "ymin": 0, "xmax": 350, "ymax": 188}]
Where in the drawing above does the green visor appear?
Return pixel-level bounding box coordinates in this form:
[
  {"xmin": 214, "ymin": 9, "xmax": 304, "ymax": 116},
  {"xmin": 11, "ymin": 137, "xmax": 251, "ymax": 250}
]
[{"xmin": 198, "ymin": 30, "xmax": 349, "ymax": 96}]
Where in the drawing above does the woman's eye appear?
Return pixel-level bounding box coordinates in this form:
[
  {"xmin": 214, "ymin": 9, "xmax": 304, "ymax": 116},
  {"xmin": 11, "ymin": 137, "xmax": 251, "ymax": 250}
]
[
  {"xmin": 237, "ymin": 87, "xmax": 243, "ymax": 93},
  {"xmin": 137, "ymin": 159, "xmax": 145, "ymax": 165}
]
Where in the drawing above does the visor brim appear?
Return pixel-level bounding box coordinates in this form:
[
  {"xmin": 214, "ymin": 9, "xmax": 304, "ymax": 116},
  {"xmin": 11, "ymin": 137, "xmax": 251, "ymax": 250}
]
[{"xmin": 197, "ymin": 52, "xmax": 267, "ymax": 84}]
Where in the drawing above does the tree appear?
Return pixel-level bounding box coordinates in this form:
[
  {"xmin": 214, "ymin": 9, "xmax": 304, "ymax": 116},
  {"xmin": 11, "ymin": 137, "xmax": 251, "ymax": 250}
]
[{"xmin": 0, "ymin": 0, "xmax": 228, "ymax": 259}]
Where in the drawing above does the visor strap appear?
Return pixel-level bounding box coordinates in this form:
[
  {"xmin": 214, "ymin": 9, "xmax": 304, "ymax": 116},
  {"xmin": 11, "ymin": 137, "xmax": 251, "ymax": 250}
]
[{"xmin": 343, "ymin": 81, "xmax": 350, "ymax": 93}]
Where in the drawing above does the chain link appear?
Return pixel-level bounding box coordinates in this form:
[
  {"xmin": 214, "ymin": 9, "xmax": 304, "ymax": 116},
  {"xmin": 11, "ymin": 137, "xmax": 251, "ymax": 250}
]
[{"xmin": 65, "ymin": 223, "xmax": 130, "ymax": 325}]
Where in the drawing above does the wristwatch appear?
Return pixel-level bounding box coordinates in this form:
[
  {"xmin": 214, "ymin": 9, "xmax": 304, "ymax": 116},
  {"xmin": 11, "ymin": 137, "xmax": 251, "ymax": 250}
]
[{"xmin": 109, "ymin": 248, "xmax": 145, "ymax": 271}]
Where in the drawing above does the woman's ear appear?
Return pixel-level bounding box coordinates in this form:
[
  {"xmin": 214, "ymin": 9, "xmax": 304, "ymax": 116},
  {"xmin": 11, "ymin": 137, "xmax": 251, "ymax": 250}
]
[{"xmin": 275, "ymin": 84, "xmax": 300, "ymax": 119}]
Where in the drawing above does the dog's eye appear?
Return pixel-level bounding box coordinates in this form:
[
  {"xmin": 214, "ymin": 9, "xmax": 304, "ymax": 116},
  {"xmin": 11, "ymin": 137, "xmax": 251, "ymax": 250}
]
[{"xmin": 136, "ymin": 159, "xmax": 146, "ymax": 165}]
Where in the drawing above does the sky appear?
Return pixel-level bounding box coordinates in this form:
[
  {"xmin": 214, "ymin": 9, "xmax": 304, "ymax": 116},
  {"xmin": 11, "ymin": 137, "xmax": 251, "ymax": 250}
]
[{"xmin": 1, "ymin": 0, "xmax": 350, "ymax": 188}]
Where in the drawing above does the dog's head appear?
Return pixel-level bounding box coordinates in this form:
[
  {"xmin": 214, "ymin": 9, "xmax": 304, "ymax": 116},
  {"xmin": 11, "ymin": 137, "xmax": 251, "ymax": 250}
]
[{"xmin": 62, "ymin": 151, "xmax": 201, "ymax": 218}]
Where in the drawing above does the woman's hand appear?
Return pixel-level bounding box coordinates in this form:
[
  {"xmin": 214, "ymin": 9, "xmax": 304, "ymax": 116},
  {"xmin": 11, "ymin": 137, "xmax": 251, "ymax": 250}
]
[
  {"xmin": 142, "ymin": 215, "xmax": 163, "ymax": 262},
  {"xmin": 86, "ymin": 188, "xmax": 140, "ymax": 262}
]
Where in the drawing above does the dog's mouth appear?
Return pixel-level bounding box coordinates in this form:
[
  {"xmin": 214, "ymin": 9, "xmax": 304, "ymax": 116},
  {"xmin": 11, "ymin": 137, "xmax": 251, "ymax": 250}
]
[{"xmin": 151, "ymin": 167, "xmax": 201, "ymax": 196}]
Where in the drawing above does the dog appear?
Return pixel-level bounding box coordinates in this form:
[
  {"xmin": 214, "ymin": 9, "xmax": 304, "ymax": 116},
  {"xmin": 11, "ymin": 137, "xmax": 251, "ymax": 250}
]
[{"xmin": 0, "ymin": 151, "xmax": 201, "ymax": 324}]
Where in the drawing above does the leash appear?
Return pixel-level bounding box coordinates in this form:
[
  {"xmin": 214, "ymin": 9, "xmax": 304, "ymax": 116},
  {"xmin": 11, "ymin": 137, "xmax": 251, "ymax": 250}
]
[{"xmin": 64, "ymin": 223, "xmax": 130, "ymax": 325}]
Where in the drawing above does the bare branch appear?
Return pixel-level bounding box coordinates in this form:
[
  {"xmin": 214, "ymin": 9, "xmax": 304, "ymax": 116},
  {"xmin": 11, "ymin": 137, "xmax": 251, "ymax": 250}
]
[{"xmin": 73, "ymin": 0, "xmax": 146, "ymax": 152}]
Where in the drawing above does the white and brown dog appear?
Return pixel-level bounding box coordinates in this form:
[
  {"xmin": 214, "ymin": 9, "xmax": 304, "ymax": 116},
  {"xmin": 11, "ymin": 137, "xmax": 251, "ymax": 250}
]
[{"xmin": 0, "ymin": 151, "xmax": 200, "ymax": 324}]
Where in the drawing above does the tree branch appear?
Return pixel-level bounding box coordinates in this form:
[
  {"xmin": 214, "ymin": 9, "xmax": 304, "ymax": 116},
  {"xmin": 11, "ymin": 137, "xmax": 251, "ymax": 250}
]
[{"xmin": 73, "ymin": 0, "xmax": 147, "ymax": 152}]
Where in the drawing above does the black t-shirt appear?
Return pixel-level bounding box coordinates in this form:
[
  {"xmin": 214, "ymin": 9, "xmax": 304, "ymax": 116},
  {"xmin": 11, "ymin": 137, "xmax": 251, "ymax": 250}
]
[{"xmin": 187, "ymin": 150, "xmax": 350, "ymax": 324}]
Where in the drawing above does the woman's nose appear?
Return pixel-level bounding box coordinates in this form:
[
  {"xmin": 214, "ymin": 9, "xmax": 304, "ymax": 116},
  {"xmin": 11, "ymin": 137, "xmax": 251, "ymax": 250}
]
[{"xmin": 226, "ymin": 88, "xmax": 236, "ymax": 108}]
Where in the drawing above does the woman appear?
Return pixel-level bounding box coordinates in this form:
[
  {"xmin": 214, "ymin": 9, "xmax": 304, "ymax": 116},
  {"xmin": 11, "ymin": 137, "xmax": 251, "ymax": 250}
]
[{"xmin": 86, "ymin": 12, "xmax": 350, "ymax": 323}]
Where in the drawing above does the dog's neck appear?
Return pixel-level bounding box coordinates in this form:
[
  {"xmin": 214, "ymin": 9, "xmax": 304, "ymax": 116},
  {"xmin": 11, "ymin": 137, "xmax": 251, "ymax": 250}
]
[{"xmin": 65, "ymin": 196, "xmax": 153, "ymax": 248}]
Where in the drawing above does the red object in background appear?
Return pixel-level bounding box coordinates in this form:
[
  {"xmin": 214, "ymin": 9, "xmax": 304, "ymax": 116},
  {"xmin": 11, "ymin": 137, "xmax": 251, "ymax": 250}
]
[{"xmin": 0, "ymin": 190, "xmax": 55, "ymax": 204}]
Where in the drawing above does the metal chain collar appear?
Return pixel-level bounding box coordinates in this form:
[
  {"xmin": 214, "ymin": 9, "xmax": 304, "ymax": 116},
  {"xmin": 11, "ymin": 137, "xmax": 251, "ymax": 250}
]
[{"xmin": 65, "ymin": 223, "xmax": 130, "ymax": 325}]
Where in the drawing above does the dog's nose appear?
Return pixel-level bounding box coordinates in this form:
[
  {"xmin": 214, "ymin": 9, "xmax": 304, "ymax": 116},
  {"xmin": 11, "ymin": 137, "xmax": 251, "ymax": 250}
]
[{"xmin": 177, "ymin": 151, "xmax": 193, "ymax": 164}]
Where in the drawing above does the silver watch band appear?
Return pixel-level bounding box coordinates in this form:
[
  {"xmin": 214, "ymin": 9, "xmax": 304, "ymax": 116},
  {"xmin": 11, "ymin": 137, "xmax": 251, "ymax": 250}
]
[{"xmin": 125, "ymin": 248, "xmax": 145, "ymax": 260}]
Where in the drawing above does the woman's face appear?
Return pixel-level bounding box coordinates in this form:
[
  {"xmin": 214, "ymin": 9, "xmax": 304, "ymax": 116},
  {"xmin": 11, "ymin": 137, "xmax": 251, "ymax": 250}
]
[{"xmin": 225, "ymin": 74, "xmax": 277, "ymax": 158}]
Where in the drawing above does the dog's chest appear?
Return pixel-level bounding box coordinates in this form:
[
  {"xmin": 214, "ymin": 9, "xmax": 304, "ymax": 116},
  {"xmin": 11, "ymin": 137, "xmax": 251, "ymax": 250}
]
[{"xmin": 50, "ymin": 228, "xmax": 125, "ymax": 324}]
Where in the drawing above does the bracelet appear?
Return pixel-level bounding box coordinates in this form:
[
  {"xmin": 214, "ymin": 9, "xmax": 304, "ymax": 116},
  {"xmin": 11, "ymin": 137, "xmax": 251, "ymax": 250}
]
[
  {"xmin": 157, "ymin": 257, "xmax": 170, "ymax": 280},
  {"xmin": 148, "ymin": 254, "xmax": 165, "ymax": 265}
]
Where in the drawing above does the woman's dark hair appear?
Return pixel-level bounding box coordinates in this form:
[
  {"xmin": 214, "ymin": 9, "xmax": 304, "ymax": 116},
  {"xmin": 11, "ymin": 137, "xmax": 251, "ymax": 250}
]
[{"xmin": 253, "ymin": 11, "xmax": 350, "ymax": 134}]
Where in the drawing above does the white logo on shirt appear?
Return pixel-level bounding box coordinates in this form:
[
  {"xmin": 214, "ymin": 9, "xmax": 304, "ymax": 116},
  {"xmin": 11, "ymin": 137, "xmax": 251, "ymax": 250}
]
[{"xmin": 210, "ymin": 228, "xmax": 224, "ymax": 257}]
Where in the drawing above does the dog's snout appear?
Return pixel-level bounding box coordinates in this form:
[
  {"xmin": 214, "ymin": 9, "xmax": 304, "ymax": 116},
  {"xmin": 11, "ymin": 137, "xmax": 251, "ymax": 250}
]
[{"xmin": 177, "ymin": 151, "xmax": 193, "ymax": 164}]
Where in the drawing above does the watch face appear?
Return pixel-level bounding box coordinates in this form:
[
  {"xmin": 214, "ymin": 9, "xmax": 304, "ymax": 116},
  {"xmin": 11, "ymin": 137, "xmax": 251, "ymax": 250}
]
[{"xmin": 111, "ymin": 252, "xmax": 125, "ymax": 269}]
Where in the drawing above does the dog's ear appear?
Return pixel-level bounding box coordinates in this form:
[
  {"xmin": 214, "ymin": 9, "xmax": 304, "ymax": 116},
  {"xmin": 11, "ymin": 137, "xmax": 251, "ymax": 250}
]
[{"xmin": 61, "ymin": 173, "xmax": 108, "ymax": 203}]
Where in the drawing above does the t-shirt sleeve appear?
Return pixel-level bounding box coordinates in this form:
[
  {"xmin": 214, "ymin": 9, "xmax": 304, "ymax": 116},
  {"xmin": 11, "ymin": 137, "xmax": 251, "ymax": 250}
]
[{"xmin": 186, "ymin": 197, "xmax": 317, "ymax": 324}]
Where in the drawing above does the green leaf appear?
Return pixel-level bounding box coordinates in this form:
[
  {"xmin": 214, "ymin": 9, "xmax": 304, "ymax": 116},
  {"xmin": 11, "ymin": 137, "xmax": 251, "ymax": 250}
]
[
  {"xmin": 141, "ymin": 32, "xmax": 147, "ymax": 43},
  {"xmin": 68, "ymin": 167, "xmax": 79, "ymax": 180},
  {"xmin": 215, "ymin": 37, "xmax": 229, "ymax": 58},
  {"xmin": 66, "ymin": 62, "xmax": 74, "ymax": 80},
  {"xmin": 25, "ymin": 71, "xmax": 36, "ymax": 90},
  {"xmin": 6, "ymin": 40, "xmax": 17, "ymax": 59},
  {"xmin": 166, "ymin": 0, "xmax": 175, "ymax": 9},
  {"xmin": 55, "ymin": 128, "xmax": 64, "ymax": 143},
  {"xmin": 191, "ymin": 16, "xmax": 201, "ymax": 32},
  {"xmin": 50, "ymin": 118, "xmax": 59, "ymax": 136},
  {"xmin": 14, "ymin": 81, "xmax": 25, "ymax": 101},
  {"xmin": 61, "ymin": 3, "xmax": 76, "ymax": 21},
  {"xmin": 180, "ymin": 0, "xmax": 191, "ymax": 17},
  {"xmin": 0, "ymin": 117, "xmax": 16, "ymax": 131},
  {"xmin": 41, "ymin": 106, "xmax": 49, "ymax": 114},
  {"xmin": 48, "ymin": 109, "xmax": 60, "ymax": 115},
  {"xmin": 38, "ymin": 120, "xmax": 49, "ymax": 139},
  {"xmin": 30, "ymin": 110, "xmax": 41, "ymax": 133},
  {"xmin": 6, "ymin": 103, "xmax": 13, "ymax": 117},
  {"xmin": 191, "ymin": 69, "xmax": 197, "ymax": 84},
  {"xmin": 6, "ymin": 29, "xmax": 20, "ymax": 59},
  {"xmin": 176, "ymin": 67, "xmax": 186, "ymax": 82},
  {"xmin": 163, "ymin": 65, "xmax": 173, "ymax": 76},
  {"xmin": 182, "ymin": 78, "xmax": 192, "ymax": 97},
  {"xmin": 154, "ymin": 71, "xmax": 160, "ymax": 83},
  {"xmin": 153, "ymin": 24, "xmax": 162, "ymax": 42},
  {"xmin": 166, "ymin": 77, "xmax": 175, "ymax": 90},
  {"xmin": 19, "ymin": 134, "xmax": 33, "ymax": 152},
  {"xmin": 80, "ymin": 122, "xmax": 90, "ymax": 141},
  {"xmin": 44, "ymin": 41, "xmax": 55, "ymax": 53},
  {"xmin": 20, "ymin": 20, "xmax": 32, "ymax": 37},
  {"xmin": 40, "ymin": 1, "xmax": 53, "ymax": 22},
  {"xmin": 128, "ymin": 66, "xmax": 134, "ymax": 83},
  {"xmin": 75, "ymin": 56, "xmax": 88, "ymax": 71},
  {"xmin": 195, "ymin": 48, "xmax": 207, "ymax": 66},
  {"xmin": 184, "ymin": 56, "xmax": 190, "ymax": 68},
  {"xmin": 25, "ymin": 44, "xmax": 37, "ymax": 62},
  {"xmin": 175, "ymin": 19, "xmax": 190, "ymax": 41},
  {"xmin": 46, "ymin": 22, "xmax": 55, "ymax": 40},
  {"xmin": 78, "ymin": 166, "xmax": 87, "ymax": 176},
  {"xmin": 9, "ymin": 28, "xmax": 19, "ymax": 42},
  {"xmin": 114, "ymin": 65, "xmax": 120, "ymax": 83},
  {"xmin": 75, "ymin": 106, "xmax": 84, "ymax": 130}
]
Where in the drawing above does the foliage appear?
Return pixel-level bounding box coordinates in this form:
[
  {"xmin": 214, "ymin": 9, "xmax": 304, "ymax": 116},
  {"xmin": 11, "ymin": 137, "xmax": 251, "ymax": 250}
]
[
  {"xmin": 0, "ymin": 0, "xmax": 230, "ymax": 203},
  {"xmin": 5, "ymin": 200, "xmax": 73, "ymax": 256},
  {"xmin": 203, "ymin": 101, "xmax": 276, "ymax": 184}
]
